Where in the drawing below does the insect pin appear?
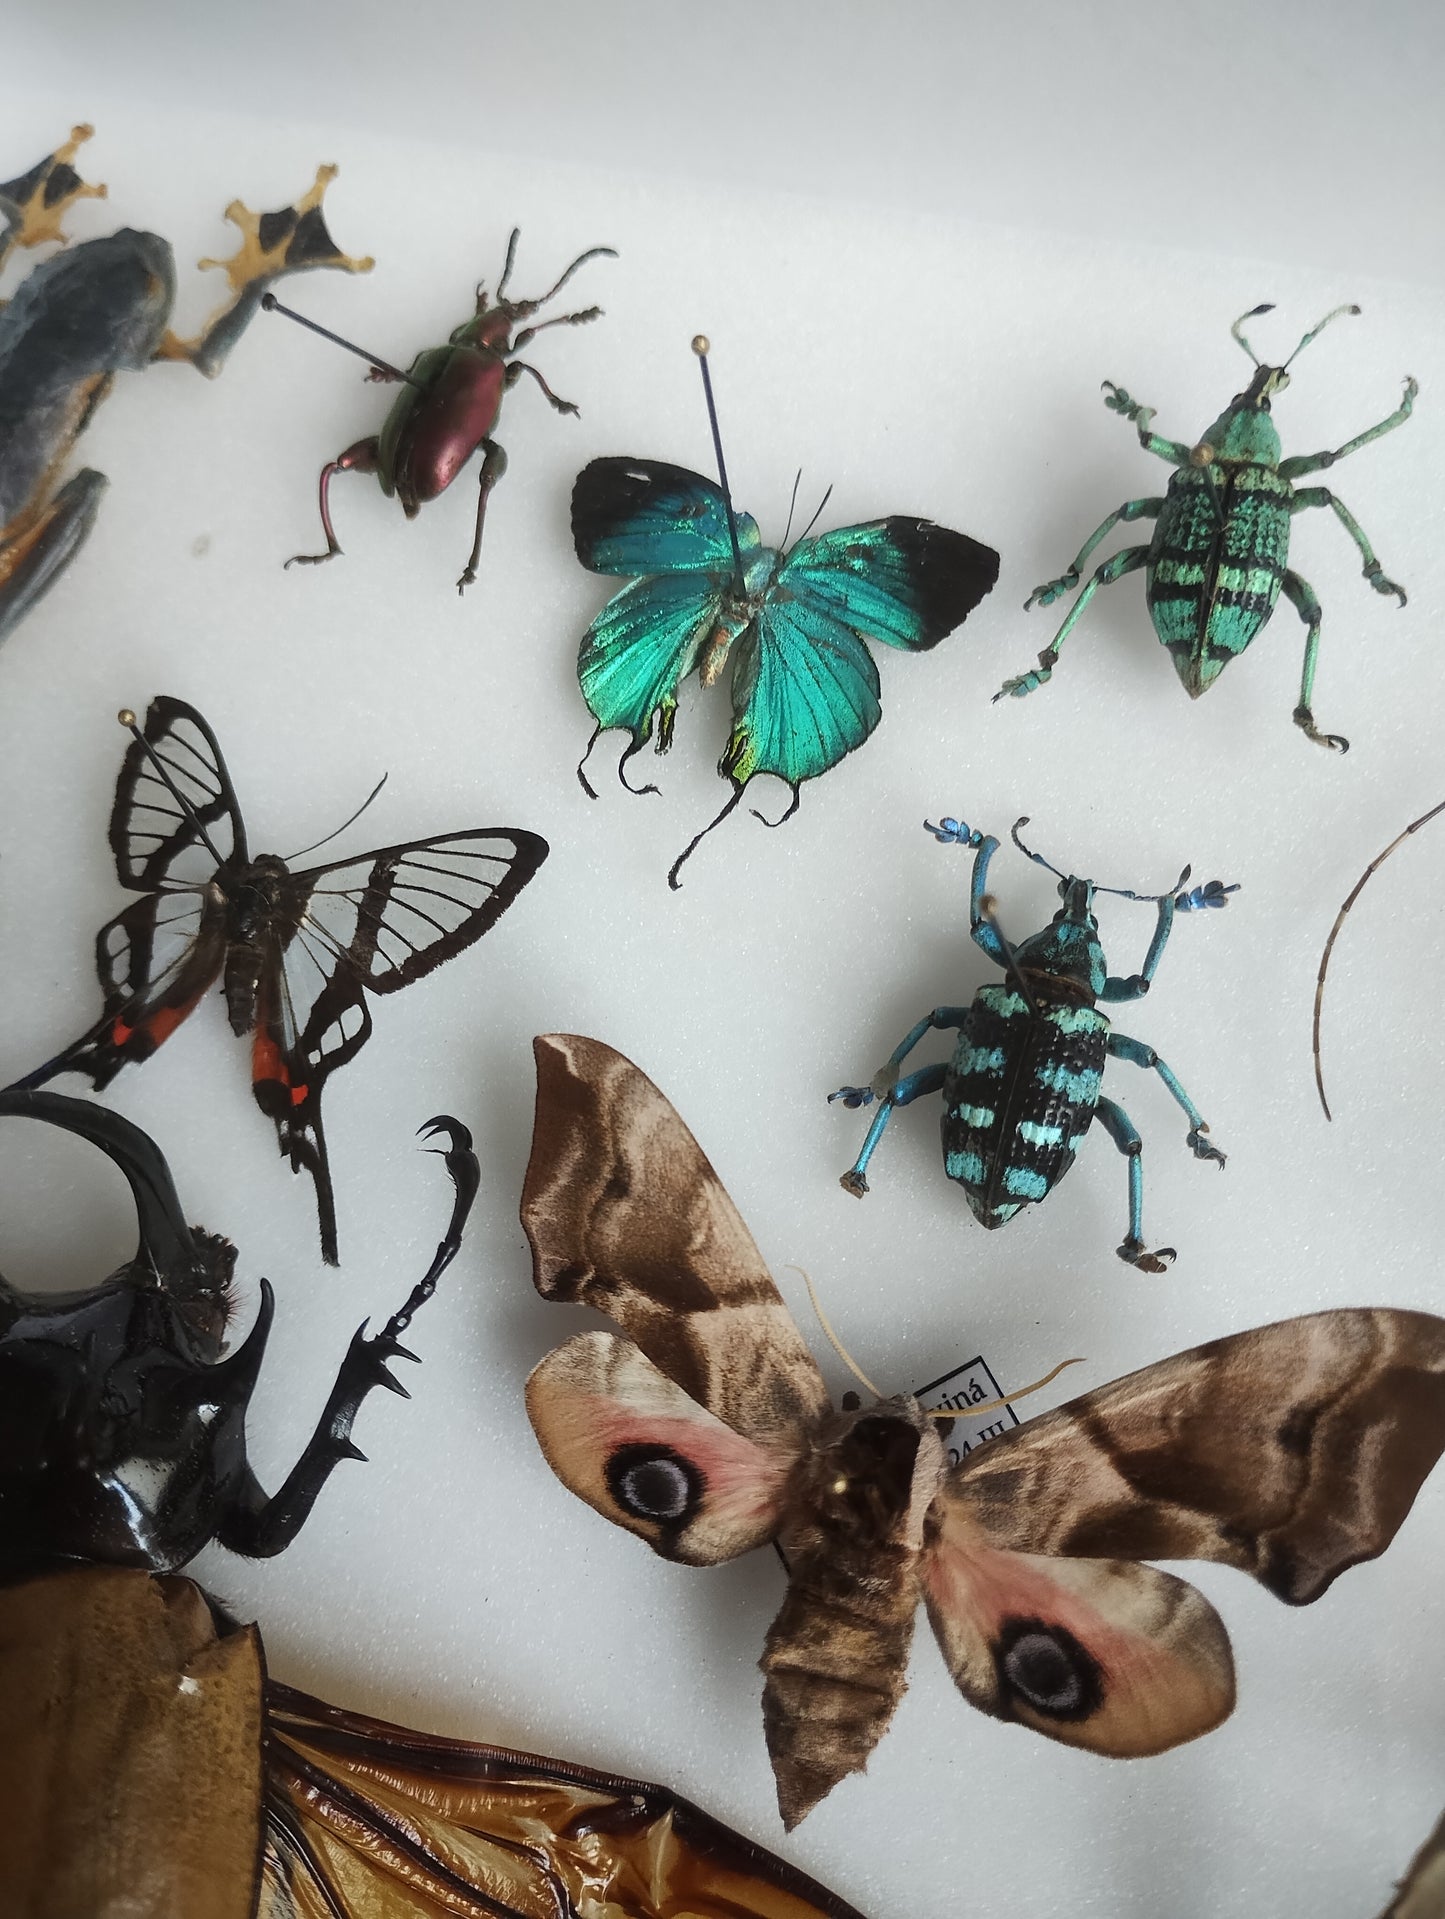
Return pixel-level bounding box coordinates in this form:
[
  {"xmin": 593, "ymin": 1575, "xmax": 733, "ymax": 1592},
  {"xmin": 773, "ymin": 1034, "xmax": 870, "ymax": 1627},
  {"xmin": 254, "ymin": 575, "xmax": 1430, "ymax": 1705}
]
[
  {"xmin": 993, "ymin": 304, "xmax": 1417, "ymax": 750},
  {"xmin": 572, "ymin": 336, "xmax": 1001, "ymax": 887},
  {"xmin": 263, "ymin": 227, "xmax": 615, "ymax": 590},
  {"xmin": 0, "ymin": 125, "xmax": 372, "ymax": 646},
  {"xmin": 830, "ymin": 817, "xmax": 1237, "ymax": 1270},
  {"xmin": 8, "ymin": 697, "xmax": 548, "ymax": 1264},
  {"xmin": 523, "ymin": 1035, "xmax": 1445, "ymax": 1827}
]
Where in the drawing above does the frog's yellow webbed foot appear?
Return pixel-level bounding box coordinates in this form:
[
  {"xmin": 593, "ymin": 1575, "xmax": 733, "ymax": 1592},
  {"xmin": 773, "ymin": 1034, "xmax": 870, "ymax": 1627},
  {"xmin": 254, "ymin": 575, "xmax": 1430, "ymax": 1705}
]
[
  {"xmin": 157, "ymin": 164, "xmax": 374, "ymax": 376},
  {"xmin": 0, "ymin": 125, "xmax": 107, "ymax": 267}
]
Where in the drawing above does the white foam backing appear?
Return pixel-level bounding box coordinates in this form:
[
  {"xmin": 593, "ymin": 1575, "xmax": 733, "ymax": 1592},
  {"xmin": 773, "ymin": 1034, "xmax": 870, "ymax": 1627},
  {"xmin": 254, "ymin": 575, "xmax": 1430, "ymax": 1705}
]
[{"xmin": 2, "ymin": 7, "xmax": 1443, "ymax": 1913}]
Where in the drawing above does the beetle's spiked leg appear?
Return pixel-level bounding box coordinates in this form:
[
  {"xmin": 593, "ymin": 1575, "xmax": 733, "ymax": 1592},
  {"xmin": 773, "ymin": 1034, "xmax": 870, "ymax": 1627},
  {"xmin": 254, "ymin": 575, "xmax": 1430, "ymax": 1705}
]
[
  {"xmin": 1101, "ymin": 893, "xmax": 1177, "ymax": 1003},
  {"xmin": 836, "ymin": 1062, "xmax": 949, "ymax": 1198},
  {"xmin": 996, "ymin": 544, "xmax": 1150, "ymax": 702},
  {"xmin": 1279, "ymin": 376, "xmax": 1418, "ymax": 480},
  {"xmin": 0, "ymin": 469, "xmax": 108, "ymax": 646},
  {"xmin": 1281, "ymin": 568, "xmax": 1349, "ymax": 752},
  {"xmin": 216, "ymin": 1119, "xmax": 479, "ymax": 1558},
  {"xmin": 1023, "ymin": 498, "xmax": 1165, "ymax": 611},
  {"xmin": 1107, "ymin": 1032, "xmax": 1225, "ymax": 1166},
  {"xmin": 505, "ymin": 357, "xmax": 580, "ymax": 416},
  {"xmin": 1291, "ymin": 486, "xmax": 1409, "ymax": 604},
  {"xmin": 511, "ymin": 303, "xmax": 605, "ymax": 352},
  {"xmin": 155, "ymin": 165, "xmax": 374, "ymax": 379},
  {"xmin": 457, "ymin": 439, "xmax": 509, "ymax": 593},
  {"xmin": 1093, "ymin": 1095, "xmax": 1176, "ymax": 1273},
  {"xmin": 0, "ymin": 124, "xmax": 106, "ymax": 277},
  {"xmin": 1101, "ymin": 384, "xmax": 1193, "ymax": 466},
  {"xmin": 285, "ymin": 438, "xmax": 379, "ymax": 569}
]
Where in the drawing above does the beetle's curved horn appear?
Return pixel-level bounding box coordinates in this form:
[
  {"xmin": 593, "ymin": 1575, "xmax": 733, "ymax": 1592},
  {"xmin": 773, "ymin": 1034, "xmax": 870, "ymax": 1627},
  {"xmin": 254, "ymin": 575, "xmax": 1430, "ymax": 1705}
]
[{"xmin": 0, "ymin": 1089, "xmax": 200, "ymax": 1285}]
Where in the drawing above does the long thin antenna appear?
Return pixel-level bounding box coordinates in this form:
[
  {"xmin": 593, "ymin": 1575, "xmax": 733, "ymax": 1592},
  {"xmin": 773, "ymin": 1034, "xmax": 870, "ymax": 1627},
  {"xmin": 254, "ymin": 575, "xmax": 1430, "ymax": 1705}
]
[
  {"xmin": 789, "ymin": 1266, "xmax": 882, "ymax": 1399},
  {"xmin": 1010, "ymin": 816, "xmax": 1191, "ymax": 906},
  {"xmin": 261, "ymin": 293, "xmax": 425, "ymax": 389},
  {"xmin": 1313, "ymin": 798, "xmax": 1445, "ymax": 1119},
  {"xmin": 926, "ymin": 1356, "xmax": 1084, "ymax": 1423},
  {"xmin": 1285, "ymin": 303, "xmax": 1360, "ymax": 368},
  {"xmin": 1230, "ymin": 303, "xmax": 1274, "ymax": 366},
  {"xmin": 691, "ymin": 335, "xmax": 745, "ymax": 583},
  {"xmin": 117, "ymin": 708, "xmax": 226, "ymax": 865},
  {"xmin": 283, "ymin": 773, "xmax": 389, "ymax": 863}
]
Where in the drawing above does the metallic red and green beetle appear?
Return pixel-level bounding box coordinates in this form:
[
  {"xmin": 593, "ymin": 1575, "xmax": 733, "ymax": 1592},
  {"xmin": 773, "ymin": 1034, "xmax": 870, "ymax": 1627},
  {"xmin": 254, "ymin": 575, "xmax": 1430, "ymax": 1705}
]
[{"xmin": 265, "ymin": 228, "xmax": 615, "ymax": 592}]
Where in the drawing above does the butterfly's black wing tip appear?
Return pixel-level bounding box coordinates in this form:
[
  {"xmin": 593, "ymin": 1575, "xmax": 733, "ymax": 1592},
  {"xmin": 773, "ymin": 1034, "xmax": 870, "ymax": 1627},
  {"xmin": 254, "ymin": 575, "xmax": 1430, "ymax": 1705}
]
[
  {"xmin": 571, "ymin": 455, "xmax": 715, "ymax": 565},
  {"xmin": 884, "ymin": 516, "xmax": 1003, "ymax": 647}
]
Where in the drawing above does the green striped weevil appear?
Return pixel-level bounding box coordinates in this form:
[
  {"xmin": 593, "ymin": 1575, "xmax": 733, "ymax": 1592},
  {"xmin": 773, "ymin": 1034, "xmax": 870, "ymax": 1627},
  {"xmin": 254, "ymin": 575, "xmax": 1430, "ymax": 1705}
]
[{"xmin": 994, "ymin": 305, "xmax": 1417, "ymax": 751}]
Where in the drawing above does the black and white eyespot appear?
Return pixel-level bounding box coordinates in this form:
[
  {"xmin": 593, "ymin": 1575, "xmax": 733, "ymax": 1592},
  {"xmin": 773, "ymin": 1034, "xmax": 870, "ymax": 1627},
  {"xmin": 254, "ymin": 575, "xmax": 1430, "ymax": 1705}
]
[
  {"xmin": 605, "ymin": 1443, "xmax": 703, "ymax": 1526},
  {"xmin": 996, "ymin": 1617, "xmax": 1104, "ymax": 1722}
]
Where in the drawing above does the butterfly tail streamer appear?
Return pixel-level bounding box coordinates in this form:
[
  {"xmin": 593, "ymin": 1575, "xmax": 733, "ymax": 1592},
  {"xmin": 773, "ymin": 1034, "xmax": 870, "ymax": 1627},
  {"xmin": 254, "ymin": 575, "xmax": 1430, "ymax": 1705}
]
[
  {"xmin": 750, "ymin": 780, "xmax": 802, "ymax": 831},
  {"xmin": 575, "ymin": 723, "xmax": 605, "ymax": 800},
  {"xmin": 5, "ymin": 1010, "xmax": 117, "ymax": 1092},
  {"xmin": 667, "ymin": 785, "xmax": 747, "ymax": 890}
]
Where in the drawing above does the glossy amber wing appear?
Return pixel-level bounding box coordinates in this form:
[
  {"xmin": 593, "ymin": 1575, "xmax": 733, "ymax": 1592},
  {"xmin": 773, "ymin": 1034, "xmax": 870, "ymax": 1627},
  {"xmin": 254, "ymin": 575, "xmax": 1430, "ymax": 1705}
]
[{"xmin": 261, "ymin": 1681, "xmax": 867, "ymax": 1919}]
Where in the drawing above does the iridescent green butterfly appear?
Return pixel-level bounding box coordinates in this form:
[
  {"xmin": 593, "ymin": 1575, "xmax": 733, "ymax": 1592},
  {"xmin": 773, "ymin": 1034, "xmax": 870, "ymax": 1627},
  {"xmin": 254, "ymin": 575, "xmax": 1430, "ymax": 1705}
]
[{"xmin": 572, "ymin": 341, "xmax": 1000, "ymax": 887}]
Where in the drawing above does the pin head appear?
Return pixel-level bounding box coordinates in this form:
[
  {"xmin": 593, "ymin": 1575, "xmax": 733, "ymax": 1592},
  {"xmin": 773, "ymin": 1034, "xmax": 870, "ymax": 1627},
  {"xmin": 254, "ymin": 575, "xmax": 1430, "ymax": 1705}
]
[
  {"xmin": 117, "ymin": 709, "xmax": 136, "ymax": 728},
  {"xmin": 692, "ymin": 334, "xmax": 710, "ymax": 356}
]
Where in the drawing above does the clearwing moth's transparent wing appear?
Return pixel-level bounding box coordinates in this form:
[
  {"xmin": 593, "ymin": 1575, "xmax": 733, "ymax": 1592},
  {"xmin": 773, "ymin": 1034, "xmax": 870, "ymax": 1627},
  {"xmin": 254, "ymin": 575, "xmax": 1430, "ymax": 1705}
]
[{"xmin": 110, "ymin": 694, "xmax": 248, "ymax": 888}]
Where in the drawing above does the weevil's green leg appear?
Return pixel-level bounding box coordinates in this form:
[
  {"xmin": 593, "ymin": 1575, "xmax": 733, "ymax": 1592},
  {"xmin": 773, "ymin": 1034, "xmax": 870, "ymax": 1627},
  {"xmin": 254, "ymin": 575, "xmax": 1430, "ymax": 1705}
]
[
  {"xmin": 1282, "ymin": 568, "xmax": 1349, "ymax": 752},
  {"xmin": 0, "ymin": 124, "xmax": 106, "ymax": 280},
  {"xmin": 1279, "ymin": 377, "xmax": 1418, "ymax": 480},
  {"xmin": 1290, "ymin": 486, "xmax": 1408, "ymax": 604},
  {"xmin": 1101, "ymin": 894, "xmax": 1176, "ymax": 1003},
  {"xmin": 1093, "ymin": 1095, "xmax": 1176, "ymax": 1272},
  {"xmin": 996, "ymin": 545, "xmax": 1151, "ymax": 702},
  {"xmin": 838, "ymin": 1061, "xmax": 950, "ymax": 1198},
  {"xmin": 1107, "ymin": 1032, "xmax": 1226, "ymax": 1165},
  {"xmin": 155, "ymin": 165, "xmax": 373, "ymax": 378},
  {"xmin": 1024, "ymin": 497, "xmax": 1165, "ymax": 609},
  {"xmin": 1102, "ymin": 384, "xmax": 1193, "ymax": 466}
]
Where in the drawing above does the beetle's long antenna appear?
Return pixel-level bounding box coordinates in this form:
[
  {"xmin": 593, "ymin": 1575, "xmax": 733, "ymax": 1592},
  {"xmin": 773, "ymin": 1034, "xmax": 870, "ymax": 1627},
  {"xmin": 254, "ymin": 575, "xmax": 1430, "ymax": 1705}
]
[
  {"xmin": 1092, "ymin": 862, "xmax": 1192, "ymax": 906},
  {"xmin": 787, "ymin": 1266, "xmax": 882, "ymax": 1400},
  {"xmin": 1285, "ymin": 303, "xmax": 1362, "ymax": 368},
  {"xmin": 1230, "ymin": 303, "xmax": 1274, "ymax": 367},
  {"xmin": 691, "ymin": 335, "xmax": 745, "ymax": 585},
  {"xmin": 495, "ymin": 226, "xmax": 521, "ymax": 301},
  {"xmin": 260, "ymin": 293, "xmax": 426, "ymax": 389},
  {"xmin": 1010, "ymin": 815, "xmax": 1069, "ymax": 882},
  {"xmin": 282, "ymin": 773, "xmax": 388, "ymax": 863},
  {"xmin": 1313, "ymin": 798, "xmax": 1445, "ymax": 1120},
  {"xmin": 117, "ymin": 709, "xmax": 227, "ymax": 865},
  {"xmin": 529, "ymin": 242, "xmax": 617, "ymax": 309},
  {"xmin": 925, "ymin": 1356, "xmax": 1085, "ymax": 1423}
]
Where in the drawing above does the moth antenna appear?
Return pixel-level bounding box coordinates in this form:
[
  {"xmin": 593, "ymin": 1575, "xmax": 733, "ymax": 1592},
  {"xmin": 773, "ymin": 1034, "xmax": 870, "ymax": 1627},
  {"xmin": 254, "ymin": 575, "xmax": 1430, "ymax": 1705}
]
[
  {"xmin": 925, "ymin": 1356, "xmax": 1085, "ymax": 1423},
  {"xmin": 1313, "ymin": 798, "xmax": 1445, "ymax": 1120},
  {"xmin": 259, "ymin": 294, "xmax": 425, "ymax": 389},
  {"xmin": 282, "ymin": 772, "xmax": 388, "ymax": 862},
  {"xmin": 1285, "ymin": 303, "xmax": 1361, "ymax": 369},
  {"xmin": 667, "ymin": 785, "xmax": 744, "ymax": 890},
  {"xmin": 779, "ymin": 468, "xmax": 804, "ymax": 552},
  {"xmin": 787, "ymin": 1265, "xmax": 881, "ymax": 1400},
  {"xmin": 117, "ymin": 708, "xmax": 228, "ymax": 865},
  {"xmin": 494, "ymin": 226, "xmax": 521, "ymax": 301},
  {"xmin": 1009, "ymin": 815, "xmax": 1068, "ymax": 883},
  {"xmin": 792, "ymin": 481, "xmax": 835, "ymax": 551},
  {"xmin": 1229, "ymin": 303, "xmax": 1274, "ymax": 367},
  {"xmin": 691, "ymin": 336, "xmax": 745, "ymax": 585}
]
